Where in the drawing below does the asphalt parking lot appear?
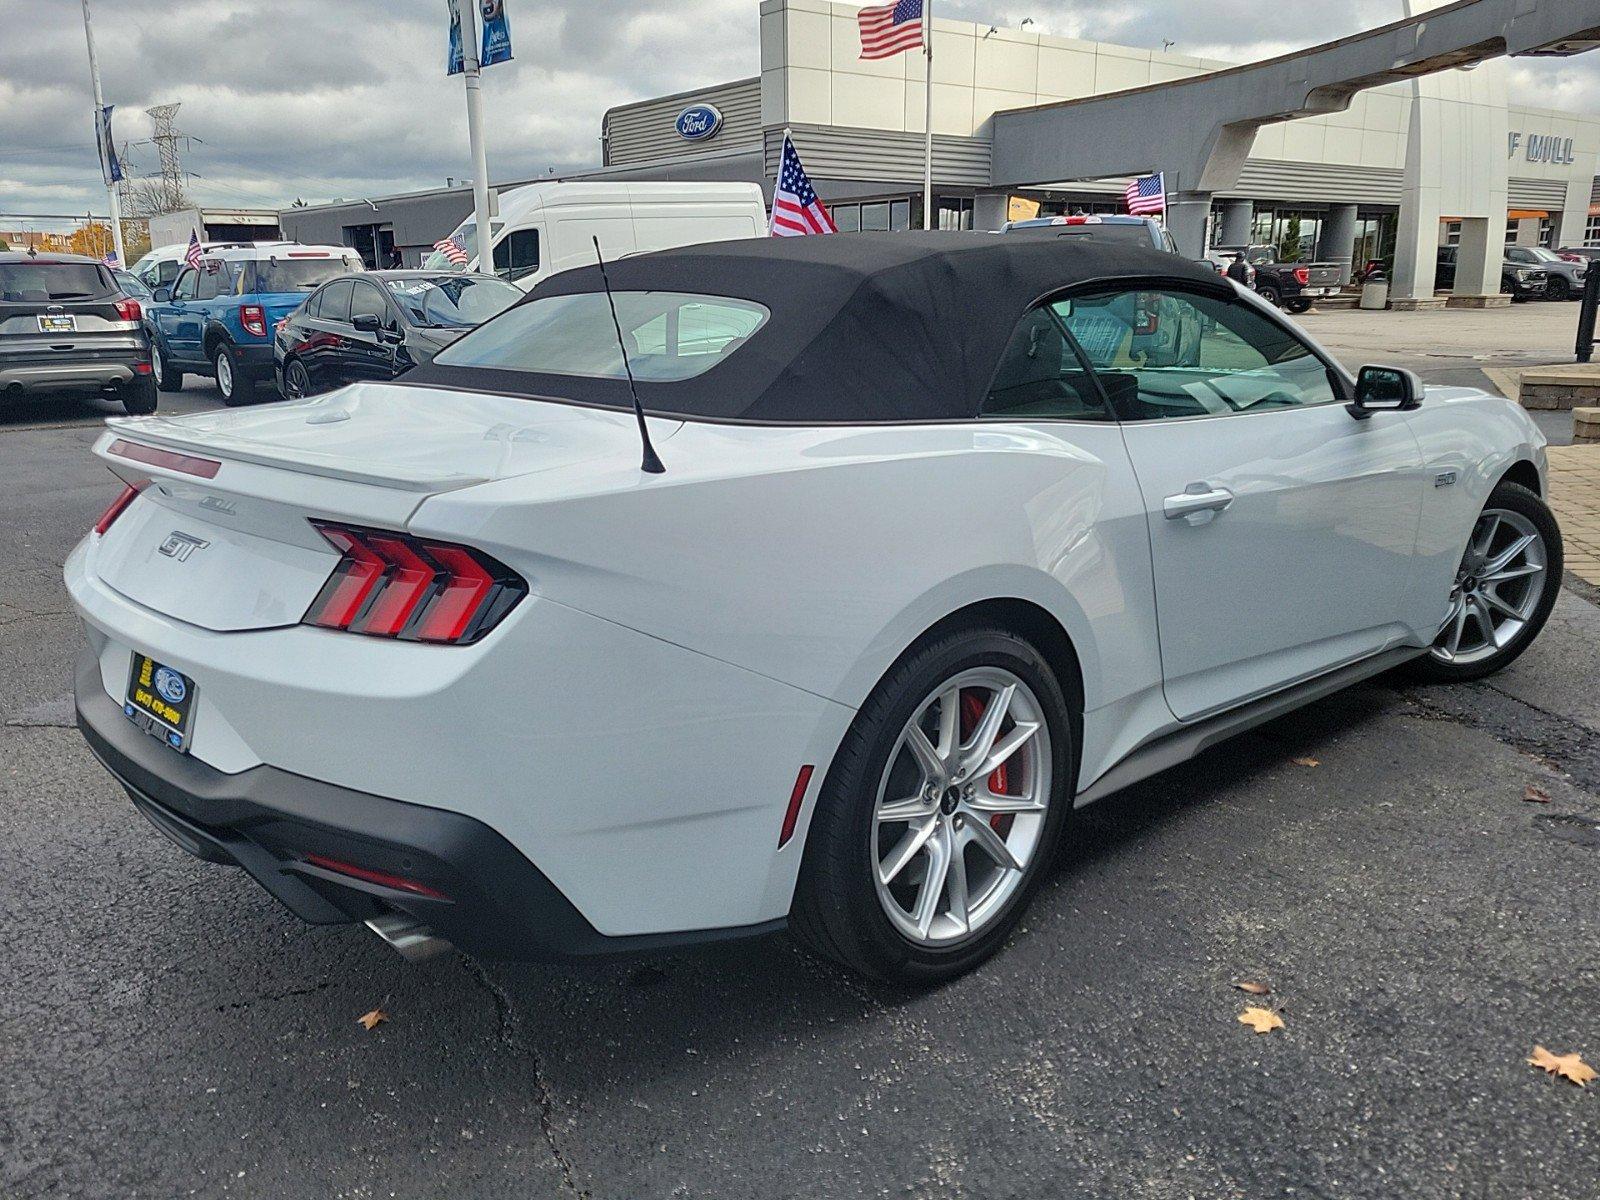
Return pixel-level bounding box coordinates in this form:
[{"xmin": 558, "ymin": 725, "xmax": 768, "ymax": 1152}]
[{"xmin": 3, "ymin": 311, "xmax": 1598, "ymax": 1199}]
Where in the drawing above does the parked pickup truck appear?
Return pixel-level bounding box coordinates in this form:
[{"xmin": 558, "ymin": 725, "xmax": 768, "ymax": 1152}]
[{"xmin": 1212, "ymin": 245, "xmax": 1342, "ymax": 313}]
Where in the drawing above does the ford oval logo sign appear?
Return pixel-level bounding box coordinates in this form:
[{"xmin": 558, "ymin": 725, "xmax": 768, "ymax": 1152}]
[{"xmin": 675, "ymin": 104, "xmax": 723, "ymax": 142}]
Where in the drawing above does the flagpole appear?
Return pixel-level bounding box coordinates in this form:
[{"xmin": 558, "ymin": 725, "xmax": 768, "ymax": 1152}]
[
  {"xmin": 922, "ymin": 1, "xmax": 934, "ymax": 230},
  {"xmin": 460, "ymin": 1, "xmax": 493, "ymax": 271},
  {"xmin": 79, "ymin": 0, "xmax": 124, "ymax": 267}
]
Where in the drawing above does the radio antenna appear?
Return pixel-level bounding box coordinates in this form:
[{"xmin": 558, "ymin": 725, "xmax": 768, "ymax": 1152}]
[{"xmin": 591, "ymin": 236, "xmax": 665, "ymax": 475}]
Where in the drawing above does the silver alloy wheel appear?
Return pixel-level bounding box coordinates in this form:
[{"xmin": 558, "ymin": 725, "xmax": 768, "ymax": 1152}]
[
  {"xmin": 871, "ymin": 668, "xmax": 1052, "ymax": 946},
  {"xmin": 215, "ymin": 348, "xmax": 233, "ymax": 399},
  {"xmin": 151, "ymin": 348, "xmax": 164, "ymax": 386},
  {"xmin": 1430, "ymin": 507, "xmax": 1547, "ymax": 665}
]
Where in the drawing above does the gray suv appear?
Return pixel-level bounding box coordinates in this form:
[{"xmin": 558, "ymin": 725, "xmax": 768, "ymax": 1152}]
[{"xmin": 0, "ymin": 251, "xmax": 156, "ymax": 414}]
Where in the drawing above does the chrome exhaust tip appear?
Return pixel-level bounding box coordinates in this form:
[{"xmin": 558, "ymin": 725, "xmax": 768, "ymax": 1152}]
[{"xmin": 365, "ymin": 912, "xmax": 454, "ymax": 962}]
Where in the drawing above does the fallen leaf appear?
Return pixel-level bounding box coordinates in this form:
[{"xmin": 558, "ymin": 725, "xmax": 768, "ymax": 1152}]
[
  {"xmin": 356, "ymin": 1009, "xmax": 389, "ymax": 1031},
  {"xmin": 1233, "ymin": 980, "xmax": 1272, "ymax": 996},
  {"xmin": 1238, "ymin": 1006, "xmax": 1284, "ymax": 1034},
  {"xmin": 1523, "ymin": 785, "xmax": 1551, "ymax": 804},
  {"xmin": 1291, "ymin": 757, "xmax": 1320, "ymax": 768},
  {"xmin": 1529, "ymin": 1045, "xmax": 1596, "ymax": 1087}
]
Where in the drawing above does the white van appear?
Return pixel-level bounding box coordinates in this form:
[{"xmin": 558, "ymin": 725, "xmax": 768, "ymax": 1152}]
[
  {"xmin": 130, "ymin": 240, "xmax": 291, "ymax": 291},
  {"xmin": 421, "ymin": 182, "xmax": 768, "ymax": 291}
]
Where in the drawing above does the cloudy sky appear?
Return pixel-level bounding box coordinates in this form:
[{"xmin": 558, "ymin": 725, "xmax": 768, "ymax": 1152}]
[{"xmin": 3, "ymin": 0, "xmax": 1597, "ymax": 228}]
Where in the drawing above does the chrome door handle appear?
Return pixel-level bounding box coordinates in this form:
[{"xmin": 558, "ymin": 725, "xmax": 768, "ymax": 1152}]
[{"xmin": 1163, "ymin": 484, "xmax": 1234, "ymax": 520}]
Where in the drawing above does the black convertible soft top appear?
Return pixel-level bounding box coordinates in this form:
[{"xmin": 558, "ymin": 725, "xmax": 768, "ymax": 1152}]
[{"xmin": 401, "ymin": 231, "xmax": 1230, "ymax": 424}]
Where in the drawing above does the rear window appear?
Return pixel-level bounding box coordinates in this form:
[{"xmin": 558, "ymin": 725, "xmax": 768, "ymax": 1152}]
[
  {"xmin": 244, "ymin": 258, "xmax": 360, "ymax": 294},
  {"xmin": 0, "ymin": 262, "xmax": 115, "ymax": 302},
  {"xmin": 434, "ymin": 291, "xmax": 768, "ymax": 383}
]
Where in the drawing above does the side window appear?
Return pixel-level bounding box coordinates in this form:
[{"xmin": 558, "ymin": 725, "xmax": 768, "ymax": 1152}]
[
  {"xmin": 172, "ymin": 269, "xmax": 198, "ymax": 301},
  {"xmin": 194, "ymin": 264, "xmax": 222, "ymax": 301},
  {"xmin": 981, "ymin": 306, "xmax": 1112, "ymax": 421},
  {"xmin": 492, "ymin": 229, "xmax": 540, "ymax": 281},
  {"xmin": 349, "ymin": 282, "xmax": 389, "ymax": 326},
  {"xmin": 304, "ymin": 287, "xmax": 325, "ymax": 319},
  {"xmin": 1057, "ymin": 289, "xmax": 1339, "ymax": 421},
  {"xmin": 319, "ymin": 279, "xmax": 355, "ymax": 323}
]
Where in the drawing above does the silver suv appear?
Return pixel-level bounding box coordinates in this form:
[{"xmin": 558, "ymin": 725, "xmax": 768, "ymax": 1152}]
[{"xmin": 0, "ymin": 251, "xmax": 156, "ymax": 413}]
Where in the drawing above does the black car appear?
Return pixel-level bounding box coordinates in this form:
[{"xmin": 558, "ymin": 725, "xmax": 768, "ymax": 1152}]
[
  {"xmin": 1212, "ymin": 245, "xmax": 1343, "ymax": 313},
  {"xmin": 274, "ymin": 270, "xmax": 521, "ymax": 398},
  {"xmin": 0, "ymin": 251, "xmax": 156, "ymax": 414},
  {"xmin": 1436, "ymin": 245, "xmax": 1547, "ymax": 301}
]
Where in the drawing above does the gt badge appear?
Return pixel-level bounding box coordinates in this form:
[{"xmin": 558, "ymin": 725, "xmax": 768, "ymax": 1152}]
[
  {"xmin": 1434, "ymin": 471, "xmax": 1458, "ymax": 488},
  {"xmin": 158, "ymin": 531, "xmax": 210, "ymax": 561}
]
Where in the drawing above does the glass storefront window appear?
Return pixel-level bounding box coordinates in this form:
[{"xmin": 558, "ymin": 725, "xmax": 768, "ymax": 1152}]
[
  {"xmin": 1586, "ymin": 215, "xmax": 1600, "ymax": 248},
  {"xmin": 860, "ymin": 202, "xmax": 890, "ymax": 231}
]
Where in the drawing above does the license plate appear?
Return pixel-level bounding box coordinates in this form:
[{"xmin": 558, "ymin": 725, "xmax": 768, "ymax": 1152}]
[
  {"xmin": 124, "ymin": 653, "xmax": 196, "ymax": 753},
  {"xmin": 38, "ymin": 314, "xmax": 77, "ymax": 333}
]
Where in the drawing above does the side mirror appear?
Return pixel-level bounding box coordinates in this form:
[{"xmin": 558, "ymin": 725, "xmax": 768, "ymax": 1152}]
[
  {"xmin": 1349, "ymin": 364, "xmax": 1423, "ymax": 420},
  {"xmin": 351, "ymin": 312, "xmax": 382, "ymax": 333},
  {"xmin": 152, "ymin": 285, "xmax": 172, "ymax": 303}
]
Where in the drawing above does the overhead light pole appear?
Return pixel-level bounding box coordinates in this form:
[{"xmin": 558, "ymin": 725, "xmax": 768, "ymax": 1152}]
[
  {"xmin": 458, "ymin": 1, "xmax": 493, "ymax": 270},
  {"xmin": 79, "ymin": 0, "xmax": 125, "ymax": 266}
]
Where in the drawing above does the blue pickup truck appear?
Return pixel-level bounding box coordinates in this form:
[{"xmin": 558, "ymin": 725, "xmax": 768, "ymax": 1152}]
[{"xmin": 146, "ymin": 244, "xmax": 365, "ymax": 404}]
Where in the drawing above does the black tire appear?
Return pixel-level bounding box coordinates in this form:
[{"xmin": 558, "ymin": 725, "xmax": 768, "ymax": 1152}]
[
  {"xmin": 153, "ymin": 339, "xmax": 184, "ymax": 392},
  {"xmin": 213, "ymin": 341, "xmax": 253, "ymax": 407},
  {"xmin": 1404, "ymin": 481, "xmax": 1563, "ymax": 684},
  {"xmin": 119, "ymin": 374, "xmax": 158, "ymax": 415},
  {"xmin": 281, "ymin": 356, "xmax": 312, "ymax": 400},
  {"xmin": 1284, "ymin": 297, "xmax": 1314, "ymax": 314},
  {"xmin": 790, "ymin": 626, "xmax": 1074, "ymax": 983},
  {"xmin": 1257, "ymin": 285, "xmax": 1282, "ymax": 308},
  {"xmin": 1547, "ymin": 276, "xmax": 1571, "ymax": 301}
]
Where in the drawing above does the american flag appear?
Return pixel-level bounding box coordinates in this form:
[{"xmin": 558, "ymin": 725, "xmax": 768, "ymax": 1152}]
[
  {"xmin": 1124, "ymin": 172, "xmax": 1166, "ymax": 215},
  {"xmin": 184, "ymin": 230, "xmax": 202, "ymax": 270},
  {"xmin": 433, "ymin": 234, "xmax": 469, "ymax": 266},
  {"xmin": 102, "ymin": 250, "xmax": 120, "ymax": 268},
  {"xmin": 770, "ymin": 134, "xmax": 836, "ymax": 237},
  {"xmin": 858, "ymin": 0, "xmax": 924, "ymax": 60}
]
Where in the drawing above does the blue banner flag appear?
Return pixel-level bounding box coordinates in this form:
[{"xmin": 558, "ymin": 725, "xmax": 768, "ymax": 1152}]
[
  {"xmin": 446, "ymin": 0, "xmax": 465, "ymax": 75},
  {"xmin": 480, "ymin": 0, "xmax": 512, "ymax": 67},
  {"xmin": 95, "ymin": 104, "xmax": 122, "ymax": 185}
]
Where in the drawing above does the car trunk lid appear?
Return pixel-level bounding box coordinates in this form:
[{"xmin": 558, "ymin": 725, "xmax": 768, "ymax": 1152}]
[{"xmin": 89, "ymin": 381, "xmax": 680, "ymax": 631}]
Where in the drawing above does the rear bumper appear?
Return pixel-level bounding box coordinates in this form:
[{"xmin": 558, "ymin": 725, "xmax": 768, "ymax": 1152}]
[
  {"xmin": 1, "ymin": 346, "xmax": 149, "ymax": 393},
  {"xmin": 74, "ymin": 647, "xmax": 784, "ymax": 960},
  {"xmin": 232, "ymin": 339, "xmax": 275, "ymax": 374}
]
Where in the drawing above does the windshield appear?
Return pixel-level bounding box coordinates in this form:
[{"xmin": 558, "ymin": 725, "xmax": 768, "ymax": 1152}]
[
  {"xmin": 244, "ymin": 257, "xmax": 360, "ymax": 293},
  {"xmin": 434, "ymin": 290, "xmax": 769, "ymax": 382},
  {"xmin": 384, "ymin": 275, "xmax": 521, "ymax": 327},
  {"xmin": 0, "ymin": 262, "xmax": 115, "ymax": 301},
  {"xmin": 1523, "ymin": 248, "xmax": 1563, "ymax": 263},
  {"xmin": 422, "ymin": 220, "xmax": 504, "ymax": 271}
]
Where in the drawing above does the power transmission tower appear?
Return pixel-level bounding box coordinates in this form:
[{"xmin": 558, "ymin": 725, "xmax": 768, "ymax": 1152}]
[{"xmin": 143, "ymin": 102, "xmax": 190, "ymax": 213}]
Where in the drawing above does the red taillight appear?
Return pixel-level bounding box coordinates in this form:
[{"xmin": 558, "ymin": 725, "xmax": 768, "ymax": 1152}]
[
  {"xmin": 93, "ymin": 483, "xmax": 142, "ymax": 534},
  {"xmin": 240, "ymin": 304, "xmax": 267, "ymax": 337},
  {"xmin": 302, "ymin": 853, "xmax": 450, "ymax": 900},
  {"xmin": 303, "ymin": 521, "xmax": 526, "ymax": 645},
  {"xmin": 114, "ymin": 297, "xmax": 141, "ymax": 322},
  {"xmin": 1294, "ymin": 267, "xmax": 1311, "ymax": 286}
]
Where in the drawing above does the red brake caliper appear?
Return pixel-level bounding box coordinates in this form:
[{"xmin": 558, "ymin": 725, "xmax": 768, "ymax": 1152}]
[{"xmin": 959, "ymin": 690, "xmax": 1013, "ymax": 834}]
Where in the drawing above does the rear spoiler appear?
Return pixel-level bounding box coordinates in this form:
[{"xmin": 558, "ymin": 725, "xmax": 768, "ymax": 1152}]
[{"xmin": 98, "ymin": 420, "xmax": 491, "ymax": 493}]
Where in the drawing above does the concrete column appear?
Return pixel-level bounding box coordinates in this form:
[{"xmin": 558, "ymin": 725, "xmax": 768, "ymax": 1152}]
[
  {"xmin": 1316, "ymin": 203, "xmax": 1359, "ymax": 284},
  {"xmin": 972, "ymin": 192, "xmax": 1011, "ymax": 232},
  {"xmin": 1391, "ymin": 87, "xmax": 1442, "ymax": 302},
  {"xmin": 1166, "ymin": 191, "xmax": 1212, "ymax": 259},
  {"xmin": 1454, "ymin": 215, "xmax": 1502, "ymax": 297},
  {"xmin": 1218, "ymin": 199, "xmax": 1253, "ymax": 247}
]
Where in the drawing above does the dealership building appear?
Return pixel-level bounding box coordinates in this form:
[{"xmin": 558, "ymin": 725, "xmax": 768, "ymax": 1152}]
[{"xmin": 282, "ymin": 0, "xmax": 1600, "ymax": 295}]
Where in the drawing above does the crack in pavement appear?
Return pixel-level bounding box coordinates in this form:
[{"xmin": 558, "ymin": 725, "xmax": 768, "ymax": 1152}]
[
  {"xmin": 1395, "ymin": 678, "xmax": 1600, "ymax": 796},
  {"xmin": 212, "ymin": 981, "xmax": 336, "ymax": 1013},
  {"xmin": 459, "ymin": 955, "xmax": 590, "ymax": 1198}
]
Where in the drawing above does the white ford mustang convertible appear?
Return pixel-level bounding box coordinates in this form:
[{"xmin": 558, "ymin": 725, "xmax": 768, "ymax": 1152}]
[{"xmin": 69, "ymin": 233, "xmax": 1562, "ymax": 982}]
